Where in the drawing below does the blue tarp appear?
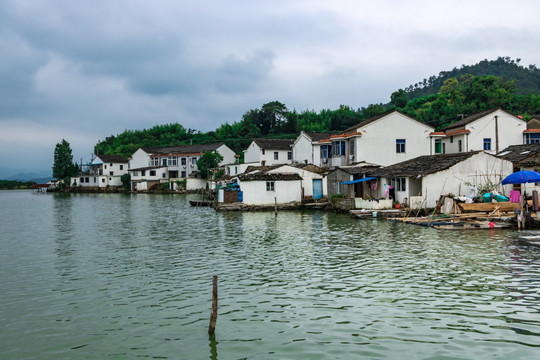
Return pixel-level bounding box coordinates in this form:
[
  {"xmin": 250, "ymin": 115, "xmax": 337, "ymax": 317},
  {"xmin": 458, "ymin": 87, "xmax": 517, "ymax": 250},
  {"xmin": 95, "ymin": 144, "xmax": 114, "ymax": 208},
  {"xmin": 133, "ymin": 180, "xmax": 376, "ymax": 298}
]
[{"xmin": 341, "ymin": 177, "xmax": 377, "ymax": 185}]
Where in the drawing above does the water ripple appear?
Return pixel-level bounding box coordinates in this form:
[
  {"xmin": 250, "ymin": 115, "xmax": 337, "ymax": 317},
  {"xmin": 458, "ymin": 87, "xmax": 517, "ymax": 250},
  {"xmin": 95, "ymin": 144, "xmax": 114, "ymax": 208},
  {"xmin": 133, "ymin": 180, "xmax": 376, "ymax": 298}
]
[{"xmin": 1, "ymin": 192, "xmax": 540, "ymax": 359}]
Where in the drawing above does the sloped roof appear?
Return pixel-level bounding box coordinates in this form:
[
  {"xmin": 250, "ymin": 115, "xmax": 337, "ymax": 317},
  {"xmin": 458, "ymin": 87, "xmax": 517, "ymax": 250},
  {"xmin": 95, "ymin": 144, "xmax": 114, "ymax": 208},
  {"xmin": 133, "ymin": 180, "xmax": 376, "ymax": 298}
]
[
  {"xmin": 238, "ymin": 173, "xmax": 303, "ymax": 181},
  {"xmin": 141, "ymin": 143, "xmax": 224, "ymax": 156},
  {"xmin": 97, "ymin": 154, "xmax": 128, "ymax": 163},
  {"xmin": 371, "ymin": 151, "xmax": 482, "ymax": 178},
  {"xmin": 496, "ymin": 143, "xmax": 540, "ymax": 165},
  {"xmin": 441, "ymin": 108, "xmax": 499, "ymax": 131},
  {"xmin": 343, "ymin": 109, "xmax": 432, "ymax": 133},
  {"xmin": 336, "ymin": 165, "xmax": 381, "ymax": 175},
  {"xmin": 304, "ymin": 132, "xmax": 334, "ymax": 142},
  {"xmin": 253, "ymin": 138, "xmax": 294, "ymax": 150},
  {"xmin": 527, "ymin": 118, "xmax": 540, "ymax": 129}
]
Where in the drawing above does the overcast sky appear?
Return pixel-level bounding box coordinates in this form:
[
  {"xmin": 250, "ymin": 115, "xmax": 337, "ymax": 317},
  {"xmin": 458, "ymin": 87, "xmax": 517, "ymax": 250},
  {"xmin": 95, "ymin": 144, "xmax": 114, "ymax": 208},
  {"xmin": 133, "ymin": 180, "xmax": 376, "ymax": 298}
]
[{"xmin": 1, "ymin": 0, "xmax": 540, "ymax": 174}]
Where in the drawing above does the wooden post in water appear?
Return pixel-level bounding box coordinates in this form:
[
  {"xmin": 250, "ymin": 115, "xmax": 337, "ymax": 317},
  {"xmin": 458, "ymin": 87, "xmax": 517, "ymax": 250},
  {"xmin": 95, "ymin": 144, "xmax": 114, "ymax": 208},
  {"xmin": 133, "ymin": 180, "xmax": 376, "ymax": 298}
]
[
  {"xmin": 208, "ymin": 275, "xmax": 218, "ymax": 336},
  {"xmin": 274, "ymin": 197, "xmax": 278, "ymax": 216}
]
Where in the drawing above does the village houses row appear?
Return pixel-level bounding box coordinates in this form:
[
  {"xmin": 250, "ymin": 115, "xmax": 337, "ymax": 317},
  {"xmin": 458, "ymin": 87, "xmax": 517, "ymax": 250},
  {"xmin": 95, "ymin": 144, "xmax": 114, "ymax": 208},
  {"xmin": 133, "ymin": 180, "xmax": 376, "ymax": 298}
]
[{"xmin": 72, "ymin": 108, "xmax": 540, "ymax": 209}]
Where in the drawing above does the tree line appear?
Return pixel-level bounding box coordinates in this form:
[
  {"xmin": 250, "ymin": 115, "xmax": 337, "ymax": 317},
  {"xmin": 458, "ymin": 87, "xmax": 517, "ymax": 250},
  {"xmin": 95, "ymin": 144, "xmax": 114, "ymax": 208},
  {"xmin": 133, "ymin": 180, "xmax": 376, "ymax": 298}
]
[{"xmin": 94, "ymin": 78, "xmax": 538, "ymax": 158}]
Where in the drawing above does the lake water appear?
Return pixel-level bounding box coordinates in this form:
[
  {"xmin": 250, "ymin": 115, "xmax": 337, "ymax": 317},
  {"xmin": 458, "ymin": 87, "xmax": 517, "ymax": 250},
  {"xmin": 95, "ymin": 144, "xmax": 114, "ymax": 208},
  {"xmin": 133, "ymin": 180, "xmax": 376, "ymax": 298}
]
[{"xmin": 1, "ymin": 190, "xmax": 540, "ymax": 359}]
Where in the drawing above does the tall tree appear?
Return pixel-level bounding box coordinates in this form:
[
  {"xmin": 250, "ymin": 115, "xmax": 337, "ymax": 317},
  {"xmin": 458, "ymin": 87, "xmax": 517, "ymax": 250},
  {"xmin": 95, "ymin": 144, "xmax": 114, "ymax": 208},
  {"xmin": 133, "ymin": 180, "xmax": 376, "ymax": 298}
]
[
  {"xmin": 52, "ymin": 139, "xmax": 79, "ymax": 180},
  {"xmin": 196, "ymin": 151, "xmax": 224, "ymax": 179}
]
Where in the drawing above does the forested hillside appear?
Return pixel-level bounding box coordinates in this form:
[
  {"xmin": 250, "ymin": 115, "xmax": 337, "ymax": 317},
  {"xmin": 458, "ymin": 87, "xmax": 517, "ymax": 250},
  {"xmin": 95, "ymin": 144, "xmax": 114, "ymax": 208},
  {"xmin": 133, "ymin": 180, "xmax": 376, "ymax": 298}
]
[{"xmin": 95, "ymin": 57, "xmax": 540, "ymax": 158}]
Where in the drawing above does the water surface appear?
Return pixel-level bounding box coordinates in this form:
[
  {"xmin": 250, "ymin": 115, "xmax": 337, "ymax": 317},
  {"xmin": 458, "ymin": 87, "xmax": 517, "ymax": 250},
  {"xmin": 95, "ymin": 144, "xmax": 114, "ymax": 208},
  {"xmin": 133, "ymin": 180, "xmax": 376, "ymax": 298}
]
[{"xmin": 1, "ymin": 191, "xmax": 539, "ymax": 359}]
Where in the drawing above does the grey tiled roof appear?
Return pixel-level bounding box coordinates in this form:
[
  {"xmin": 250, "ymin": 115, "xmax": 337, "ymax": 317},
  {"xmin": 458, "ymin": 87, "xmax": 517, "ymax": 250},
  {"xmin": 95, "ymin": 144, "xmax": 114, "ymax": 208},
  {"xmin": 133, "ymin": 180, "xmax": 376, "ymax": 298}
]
[
  {"xmin": 97, "ymin": 154, "xmax": 129, "ymax": 163},
  {"xmin": 141, "ymin": 143, "xmax": 224, "ymax": 155},
  {"xmin": 497, "ymin": 144, "xmax": 540, "ymax": 165},
  {"xmin": 371, "ymin": 151, "xmax": 481, "ymax": 178},
  {"xmin": 253, "ymin": 138, "xmax": 294, "ymax": 150},
  {"xmin": 441, "ymin": 108, "xmax": 499, "ymax": 131},
  {"xmin": 238, "ymin": 173, "xmax": 303, "ymax": 181},
  {"xmin": 304, "ymin": 132, "xmax": 334, "ymax": 141}
]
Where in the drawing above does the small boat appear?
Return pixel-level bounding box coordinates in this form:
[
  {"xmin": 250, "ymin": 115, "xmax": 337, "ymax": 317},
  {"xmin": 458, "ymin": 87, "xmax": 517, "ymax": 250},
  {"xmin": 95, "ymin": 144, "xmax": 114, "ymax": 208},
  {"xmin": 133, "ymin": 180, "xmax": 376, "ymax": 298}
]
[{"xmin": 190, "ymin": 200, "xmax": 213, "ymax": 207}]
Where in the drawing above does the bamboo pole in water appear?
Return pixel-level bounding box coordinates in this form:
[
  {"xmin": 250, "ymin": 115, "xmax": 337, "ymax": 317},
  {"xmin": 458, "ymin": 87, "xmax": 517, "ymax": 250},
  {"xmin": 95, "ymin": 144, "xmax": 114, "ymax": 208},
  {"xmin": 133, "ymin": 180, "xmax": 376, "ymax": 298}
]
[{"xmin": 208, "ymin": 275, "xmax": 218, "ymax": 336}]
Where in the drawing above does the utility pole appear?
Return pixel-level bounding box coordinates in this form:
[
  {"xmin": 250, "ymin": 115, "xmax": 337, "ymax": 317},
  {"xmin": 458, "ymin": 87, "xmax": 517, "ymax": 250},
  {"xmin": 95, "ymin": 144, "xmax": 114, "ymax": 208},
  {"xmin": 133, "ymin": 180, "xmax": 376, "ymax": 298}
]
[{"xmin": 495, "ymin": 115, "xmax": 499, "ymax": 153}]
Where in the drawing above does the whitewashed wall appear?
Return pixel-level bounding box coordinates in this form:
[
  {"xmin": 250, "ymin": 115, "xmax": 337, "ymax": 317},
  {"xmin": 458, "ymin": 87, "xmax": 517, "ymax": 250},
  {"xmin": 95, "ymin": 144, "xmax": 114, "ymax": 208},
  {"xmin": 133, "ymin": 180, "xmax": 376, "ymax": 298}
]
[
  {"xmin": 293, "ymin": 133, "xmax": 322, "ymax": 165},
  {"xmin": 465, "ymin": 109, "xmax": 526, "ymax": 153},
  {"xmin": 129, "ymin": 148, "xmax": 151, "ymax": 169},
  {"xmin": 354, "ymin": 112, "xmax": 434, "ymax": 166},
  {"xmin": 217, "ymin": 144, "xmax": 236, "ymax": 165},
  {"xmin": 267, "ymin": 165, "xmax": 327, "ymax": 198},
  {"xmin": 239, "ymin": 180, "xmax": 302, "ymax": 205}
]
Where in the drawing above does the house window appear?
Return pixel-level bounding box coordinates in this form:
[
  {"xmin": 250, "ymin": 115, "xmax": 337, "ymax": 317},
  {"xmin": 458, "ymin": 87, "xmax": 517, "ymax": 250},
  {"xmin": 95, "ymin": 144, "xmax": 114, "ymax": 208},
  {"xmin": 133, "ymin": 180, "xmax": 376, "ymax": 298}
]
[
  {"xmin": 133, "ymin": 171, "xmax": 139, "ymax": 176},
  {"xmin": 396, "ymin": 139, "xmax": 406, "ymax": 153},
  {"xmin": 525, "ymin": 133, "xmax": 540, "ymax": 144},
  {"xmin": 141, "ymin": 170, "xmax": 146, "ymax": 176},
  {"xmin": 266, "ymin": 181, "xmax": 275, "ymax": 191},
  {"xmin": 169, "ymin": 156, "xmax": 177, "ymax": 166},
  {"xmin": 320, "ymin": 145, "xmax": 330, "ymax": 159},
  {"xmin": 442, "ymin": 143, "xmax": 446, "ymax": 154},
  {"xmin": 458, "ymin": 140, "xmax": 463, "ymax": 152},
  {"xmin": 151, "ymin": 157, "xmax": 160, "ymax": 166},
  {"xmin": 262, "ymin": 149, "xmax": 266, "ymax": 155},
  {"xmin": 181, "ymin": 158, "xmax": 187, "ymax": 166},
  {"xmin": 349, "ymin": 140, "xmax": 355, "ymax": 158},
  {"xmin": 274, "ymin": 152, "xmax": 279, "ymax": 160},
  {"xmin": 104, "ymin": 164, "xmax": 107, "ymax": 169},
  {"xmin": 181, "ymin": 171, "xmax": 186, "ymax": 178},
  {"xmin": 287, "ymin": 151, "xmax": 292, "ymax": 160},
  {"xmin": 162, "ymin": 158, "xmax": 168, "ymax": 166},
  {"xmin": 162, "ymin": 173, "xmax": 166, "ymax": 178},
  {"xmin": 191, "ymin": 157, "xmax": 197, "ymax": 165},
  {"xmin": 85, "ymin": 177, "xmax": 89, "ymax": 183},
  {"xmin": 109, "ymin": 171, "xmax": 113, "ymax": 176},
  {"xmin": 435, "ymin": 139, "xmax": 442, "ymax": 154},
  {"xmin": 120, "ymin": 165, "xmax": 123, "ymax": 170},
  {"xmin": 483, "ymin": 138, "xmax": 491, "ymax": 151},
  {"xmin": 102, "ymin": 178, "xmax": 105, "ymax": 183},
  {"xmin": 93, "ymin": 177, "xmax": 96, "ymax": 183},
  {"xmin": 150, "ymin": 170, "xmax": 156, "ymax": 176},
  {"xmin": 80, "ymin": 177, "xmax": 84, "ymax": 183},
  {"xmin": 393, "ymin": 178, "xmax": 406, "ymax": 191},
  {"xmin": 332, "ymin": 141, "xmax": 346, "ymax": 156},
  {"xmin": 450, "ymin": 136, "xmax": 454, "ymax": 143}
]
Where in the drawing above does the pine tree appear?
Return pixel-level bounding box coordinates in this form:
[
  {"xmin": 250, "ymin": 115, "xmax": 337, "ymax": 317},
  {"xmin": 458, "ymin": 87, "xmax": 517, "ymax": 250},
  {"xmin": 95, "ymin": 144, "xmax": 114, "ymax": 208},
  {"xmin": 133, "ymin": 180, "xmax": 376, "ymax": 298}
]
[{"xmin": 52, "ymin": 139, "xmax": 79, "ymax": 180}]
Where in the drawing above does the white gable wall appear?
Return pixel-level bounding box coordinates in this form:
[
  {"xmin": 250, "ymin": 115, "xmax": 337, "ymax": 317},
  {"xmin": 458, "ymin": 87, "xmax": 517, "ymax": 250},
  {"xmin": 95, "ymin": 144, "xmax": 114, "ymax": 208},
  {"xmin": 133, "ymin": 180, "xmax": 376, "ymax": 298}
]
[
  {"xmin": 244, "ymin": 142, "xmax": 262, "ymax": 163},
  {"xmin": 465, "ymin": 109, "xmax": 526, "ymax": 153},
  {"xmin": 293, "ymin": 133, "xmax": 321, "ymax": 165},
  {"xmin": 129, "ymin": 148, "xmax": 151, "ymax": 169},
  {"xmin": 217, "ymin": 144, "xmax": 236, "ymax": 165},
  {"xmin": 354, "ymin": 112, "xmax": 434, "ymax": 166}
]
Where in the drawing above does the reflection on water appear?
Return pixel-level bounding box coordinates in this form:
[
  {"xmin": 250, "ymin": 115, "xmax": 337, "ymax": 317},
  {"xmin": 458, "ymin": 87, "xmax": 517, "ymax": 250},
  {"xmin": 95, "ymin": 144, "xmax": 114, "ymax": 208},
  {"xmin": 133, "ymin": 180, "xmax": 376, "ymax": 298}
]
[{"xmin": 1, "ymin": 191, "xmax": 540, "ymax": 359}]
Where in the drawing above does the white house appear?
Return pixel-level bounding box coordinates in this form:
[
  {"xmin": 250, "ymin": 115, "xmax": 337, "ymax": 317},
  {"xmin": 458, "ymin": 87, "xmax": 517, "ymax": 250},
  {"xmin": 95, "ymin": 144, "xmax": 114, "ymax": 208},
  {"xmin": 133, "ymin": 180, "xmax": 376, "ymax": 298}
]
[
  {"xmin": 328, "ymin": 109, "xmax": 435, "ymax": 167},
  {"xmin": 129, "ymin": 143, "xmax": 236, "ymax": 191},
  {"xmin": 266, "ymin": 164, "xmax": 328, "ymax": 199},
  {"xmin": 292, "ymin": 132, "xmax": 334, "ymax": 167},
  {"xmin": 236, "ymin": 172, "xmax": 303, "ymax": 206},
  {"xmin": 430, "ymin": 108, "xmax": 527, "ymax": 155},
  {"xmin": 370, "ymin": 151, "xmax": 513, "ymax": 208},
  {"xmin": 243, "ymin": 138, "xmax": 294, "ymax": 166},
  {"xmin": 71, "ymin": 154, "xmax": 129, "ymax": 188}
]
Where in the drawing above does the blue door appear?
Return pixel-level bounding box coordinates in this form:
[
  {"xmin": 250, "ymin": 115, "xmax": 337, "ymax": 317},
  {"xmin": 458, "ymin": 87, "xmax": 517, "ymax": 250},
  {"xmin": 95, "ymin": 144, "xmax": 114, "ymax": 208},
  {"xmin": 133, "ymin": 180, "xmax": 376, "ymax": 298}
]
[{"xmin": 313, "ymin": 179, "xmax": 323, "ymax": 200}]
